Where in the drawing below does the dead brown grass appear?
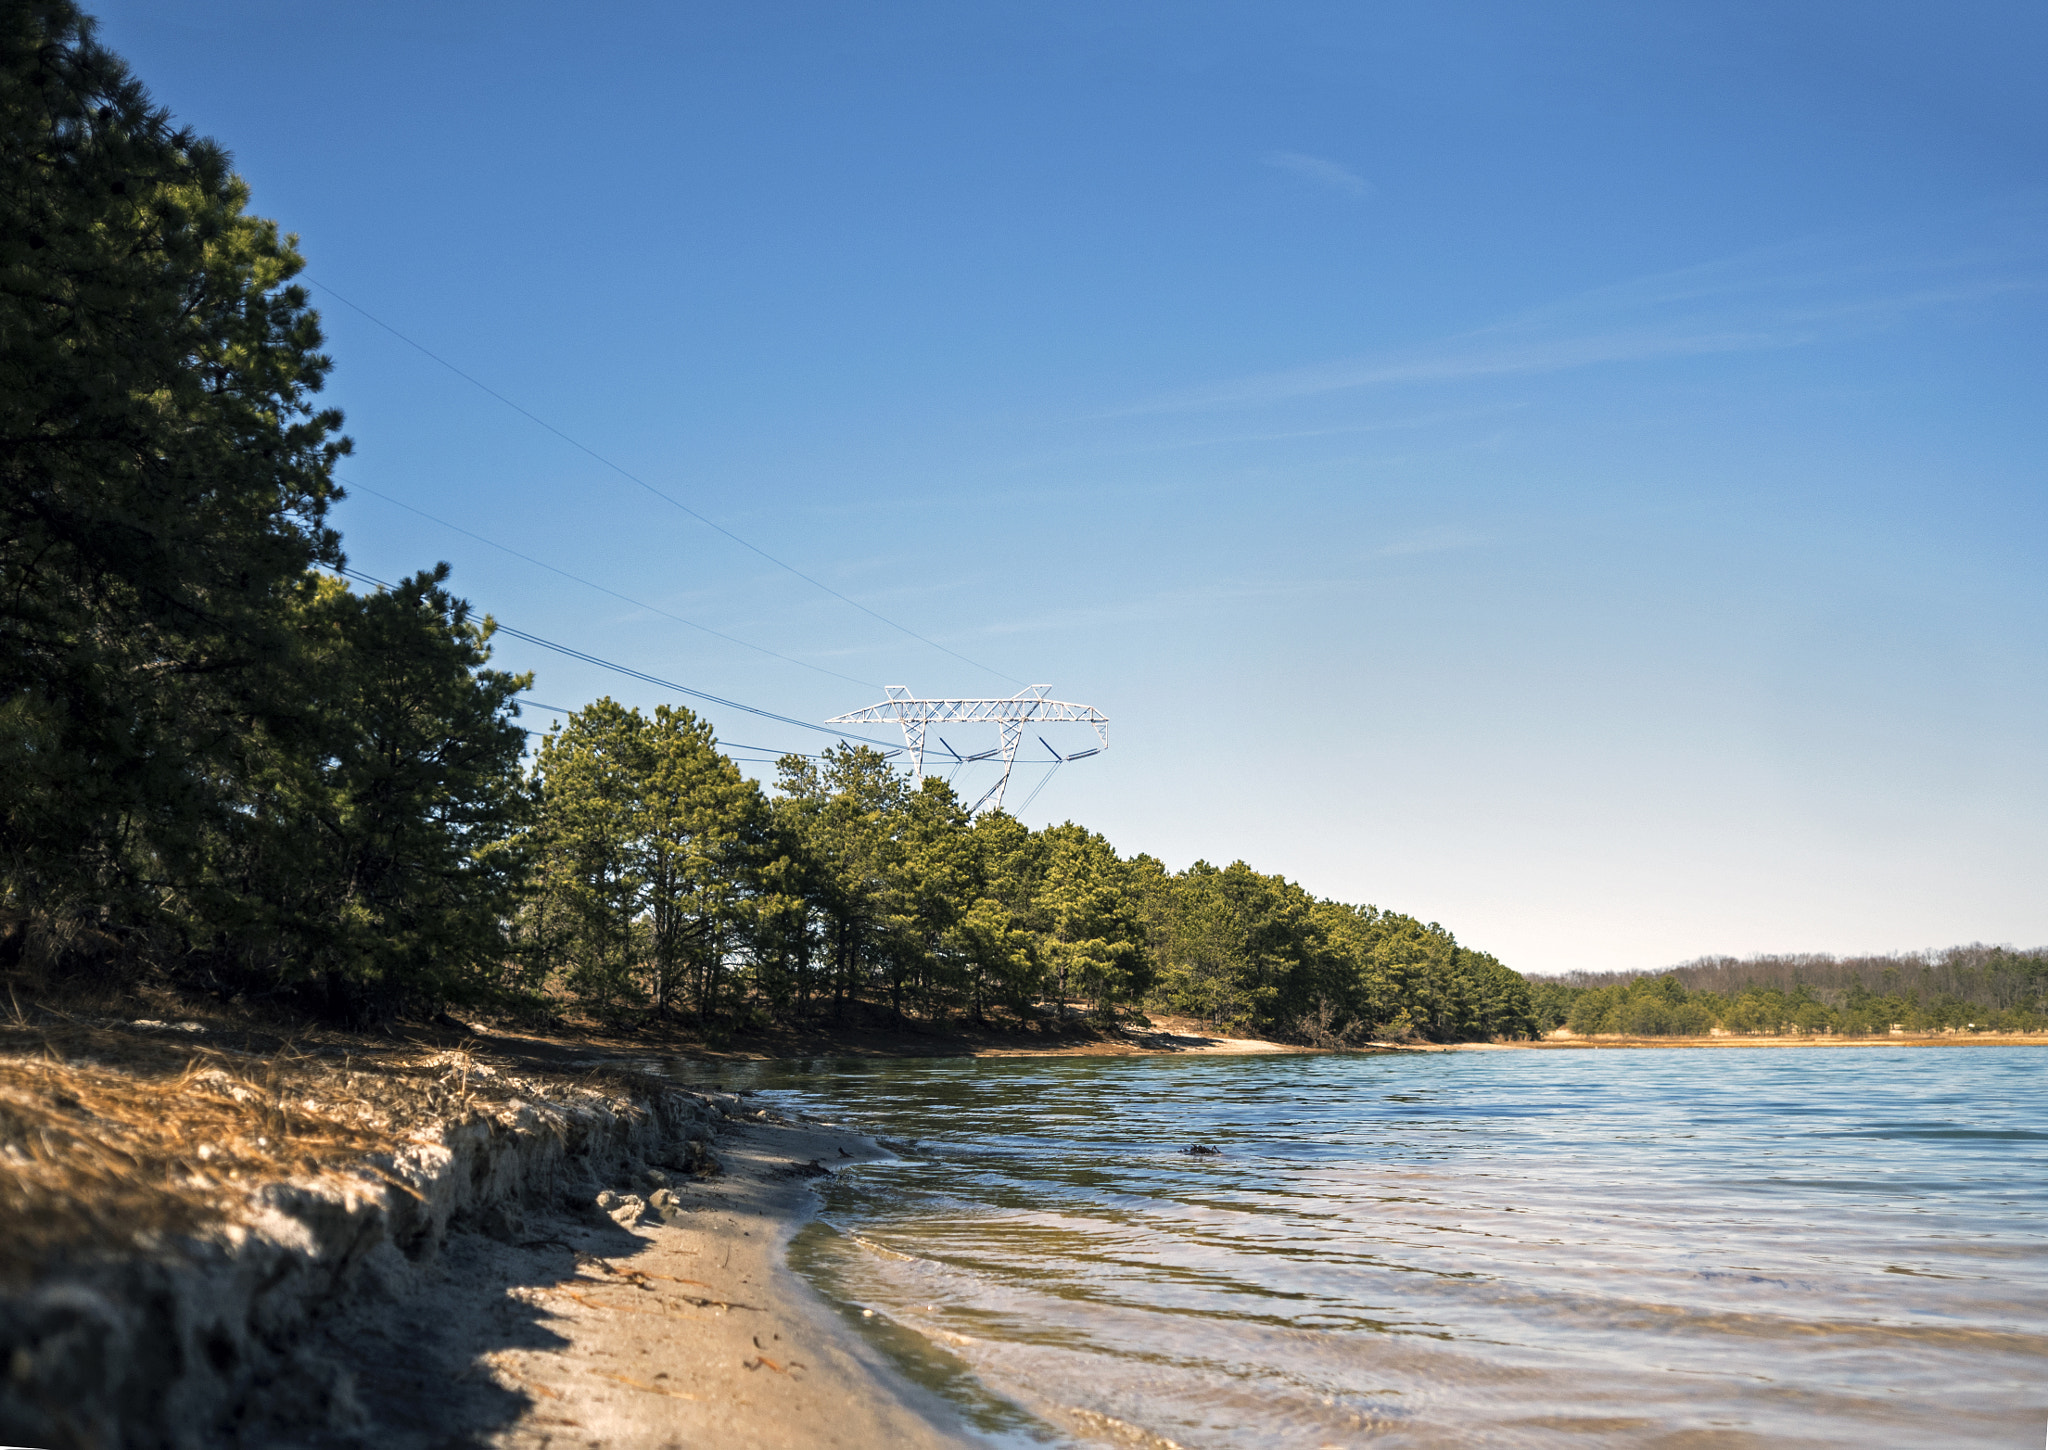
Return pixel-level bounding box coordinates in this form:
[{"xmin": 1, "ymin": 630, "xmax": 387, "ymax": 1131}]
[
  {"xmin": 0, "ymin": 978, "xmax": 1140, "ymax": 1285},
  {"xmin": 0, "ymin": 991, "xmax": 645, "ymax": 1285}
]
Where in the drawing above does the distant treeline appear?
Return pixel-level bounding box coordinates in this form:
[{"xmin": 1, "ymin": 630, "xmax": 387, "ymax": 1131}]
[
  {"xmin": 0, "ymin": 8, "xmax": 1532, "ymax": 1044},
  {"xmin": 1525, "ymin": 947, "xmax": 2048, "ymax": 1036}
]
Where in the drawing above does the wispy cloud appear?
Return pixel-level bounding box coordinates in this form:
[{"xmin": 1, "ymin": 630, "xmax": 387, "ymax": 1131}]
[
  {"xmin": 1046, "ymin": 404, "xmax": 1528, "ymax": 462},
  {"xmin": 1138, "ymin": 326, "xmax": 1798, "ymax": 414},
  {"xmin": 1114, "ymin": 232, "xmax": 2043, "ymax": 417},
  {"xmin": 1263, "ymin": 150, "xmax": 1375, "ymax": 198}
]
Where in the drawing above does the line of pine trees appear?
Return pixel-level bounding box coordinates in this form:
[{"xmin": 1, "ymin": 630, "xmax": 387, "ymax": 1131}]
[
  {"xmin": 0, "ymin": 3, "xmax": 1533, "ymax": 1040},
  {"xmin": 514, "ymin": 707, "xmax": 1538, "ymax": 1041}
]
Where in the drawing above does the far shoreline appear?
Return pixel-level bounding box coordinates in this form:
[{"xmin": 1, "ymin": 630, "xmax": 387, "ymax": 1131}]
[
  {"xmin": 1445, "ymin": 1031, "xmax": 2048, "ymax": 1051},
  {"xmin": 480, "ymin": 1012, "xmax": 2048, "ymax": 1065}
]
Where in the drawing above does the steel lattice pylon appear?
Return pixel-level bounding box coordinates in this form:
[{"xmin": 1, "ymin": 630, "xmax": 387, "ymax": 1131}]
[{"xmin": 826, "ymin": 685, "xmax": 1108, "ymax": 814}]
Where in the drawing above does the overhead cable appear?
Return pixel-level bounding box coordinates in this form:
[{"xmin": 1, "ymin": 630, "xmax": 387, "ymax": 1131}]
[
  {"xmin": 1016, "ymin": 762, "xmax": 1063, "ymax": 814},
  {"xmin": 339, "ymin": 567, "xmax": 898, "ymax": 751},
  {"xmin": 344, "ymin": 475, "xmax": 880, "ymax": 690},
  {"xmin": 310, "ymin": 279, "xmax": 1024, "ymax": 687},
  {"xmin": 517, "ymin": 698, "xmax": 856, "ymax": 761}
]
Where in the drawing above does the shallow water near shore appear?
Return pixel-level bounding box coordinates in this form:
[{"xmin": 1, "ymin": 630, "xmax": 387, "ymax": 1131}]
[{"xmin": 694, "ymin": 1048, "xmax": 2047, "ymax": 1447}]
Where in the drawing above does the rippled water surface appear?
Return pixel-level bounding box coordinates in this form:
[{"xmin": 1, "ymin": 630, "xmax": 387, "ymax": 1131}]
[{"xmin": 704, "ymin": 1049, "xmax": 2046, "ymax": 1447}]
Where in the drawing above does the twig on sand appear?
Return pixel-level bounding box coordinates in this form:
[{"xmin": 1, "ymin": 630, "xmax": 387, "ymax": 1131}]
[
  {"xmin": 590, "ymin": 1369, "xmax": 700, "ymax": 1400},
  {"xmin": 554, "ymin": 1288, "xmax": 658, "ymax": 1315},
  {"xmin": 573, "ymin": 1254, "xmax": 713, "ymax": 1290},
  {"xmin": 552, "ymin": 1284, "xmax": 760, "ymax": 1314}
]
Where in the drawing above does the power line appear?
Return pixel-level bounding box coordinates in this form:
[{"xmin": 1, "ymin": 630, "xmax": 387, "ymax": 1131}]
[
  {"xmin": 1017, "ymin": 761, "xmax": 1064, "ymax": 814},
  {"xmin": 514, "ymin": 698, "xmax": 852, "ymax": 763},
  {"xmin": 344, "ymin": 475, "xmax": 880, "ymax": 690},
  {"xmin": 365, "ymin": 578, "xmax": 1072, "ymax": 786},
  {"xmin": 494, "ymin": 622, "xmax": 901, "ymax": 749},
  {"xmin": 310, "ymin": 278, "xmax": 1024, "ymax": 688},
  {"xmin": 340, "ymin": 567, "xmax": 898, "ymax": 751}
]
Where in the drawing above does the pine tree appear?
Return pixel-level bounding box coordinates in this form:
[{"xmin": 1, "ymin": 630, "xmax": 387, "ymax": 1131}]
[
  {"xmin": 639, "ymin": 704, "xmax": 762, "ymax": 1019},
  {"xmin": 221, "ymin": 569, "xmax": 532, "ymax": 1019},
  {"xmin": 532, "ymin": 700, "xmax": 648, "ymax": 1016},
  {"xmin": 2, "ymin": 2, "xmax": 350, "ymax": 949}
]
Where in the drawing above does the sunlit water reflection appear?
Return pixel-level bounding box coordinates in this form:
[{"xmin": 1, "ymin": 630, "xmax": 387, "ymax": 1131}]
[{"xmin": 683, "ymin": 1049, "xmax": 2047, "ymax": 1447}]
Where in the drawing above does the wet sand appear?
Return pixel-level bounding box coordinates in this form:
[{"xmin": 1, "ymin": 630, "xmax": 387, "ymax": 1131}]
[{"xmin": 313, "ymin": 1111, "xmax": 973, "ymax": 1449}]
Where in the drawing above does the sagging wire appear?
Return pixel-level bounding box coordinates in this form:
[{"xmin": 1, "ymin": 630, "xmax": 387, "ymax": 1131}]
[
  {"xmin": 338, "ymin": 567, "xmax": 898, "ymax": 755},
  {"xmin": 310, "ymin": 278, "xmax": 1024, "ymax": 688}
]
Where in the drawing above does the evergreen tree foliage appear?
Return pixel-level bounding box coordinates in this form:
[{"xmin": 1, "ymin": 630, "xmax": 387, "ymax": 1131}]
[
  {"xmin": 2, "ymin": 6, "xmax": 535, "ymax": 1017},
  {"xmin": 2, "ymin": 2, "xmax": 349, "ymax": 934},
  {"xmin": 525, "ymin": 699, "xmax": 764, "ymax": 1021},
  {"xmin": 214, "ymin": 569, "xmax": 532, "ymax": 1019},
  {"xmin": 1034, "ymin": 825, "xmax": 1148, "ymax": 1022}
]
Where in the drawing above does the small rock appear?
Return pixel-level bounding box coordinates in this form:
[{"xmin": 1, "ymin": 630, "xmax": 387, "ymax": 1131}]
[
  {"xmin": 641, "ymin": 1168, "xmax": 670, "ymax": 1190},
  {"xmin": 604, "ymin": 1193, "xmax": 648, "ymax": 1227},
  {"xmin": 647, "ymin": 1188, "xmax": 682, "ymax": 1216}
]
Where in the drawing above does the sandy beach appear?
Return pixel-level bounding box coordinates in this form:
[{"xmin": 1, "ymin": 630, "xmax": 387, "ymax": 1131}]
[{"xmin": 300, "ymin": 1106, "xmax": 972, "ymax": 1449}]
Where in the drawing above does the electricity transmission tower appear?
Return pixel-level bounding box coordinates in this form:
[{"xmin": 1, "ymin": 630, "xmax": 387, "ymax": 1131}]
[{"xmin": 826, "ymin": 685, "xmax": 1108, "ymax": 814}]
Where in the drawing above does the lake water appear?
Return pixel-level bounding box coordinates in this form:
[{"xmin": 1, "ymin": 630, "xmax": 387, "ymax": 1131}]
[{"xmin": 707, "ymin": 1048, "xmax": 2047, "ymax": 1447}]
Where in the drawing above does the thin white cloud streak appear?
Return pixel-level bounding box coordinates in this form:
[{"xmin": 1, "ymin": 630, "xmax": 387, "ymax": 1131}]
[
  {"xmin": 1062, "ymin": 404, "xmax": 1529, "ymax": 459},
  {"xmin": 1263, "ymin": 150, "xmax": 1376, "ymax": 198},
  {"xmin": 1141, "ymin": 326, "xmax": 1803, "ymax": 413},
  {"xmin": 1112, "ymin": 236, "xmax": 2044, "ymax": 417}
]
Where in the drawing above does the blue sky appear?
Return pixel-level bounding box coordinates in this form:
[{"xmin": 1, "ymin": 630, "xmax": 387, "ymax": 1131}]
[{"xmin": 96, "ymin": 1, "xmax": 2046, "ymax": 974}]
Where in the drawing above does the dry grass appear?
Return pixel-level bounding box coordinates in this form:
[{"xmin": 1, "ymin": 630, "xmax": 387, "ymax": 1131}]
[{"xmin": 0, "ymin": 990, "xmax": 643, "ymax": 1285}]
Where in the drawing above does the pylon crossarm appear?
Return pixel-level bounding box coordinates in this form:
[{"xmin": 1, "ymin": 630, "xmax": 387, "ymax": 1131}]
[{"xmin": 824, "ymin": 685, "xmax": 1108, "ymax": 811}]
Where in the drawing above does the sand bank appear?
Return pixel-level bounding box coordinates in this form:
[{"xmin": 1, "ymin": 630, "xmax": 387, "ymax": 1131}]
[
  {"xmin": 309, "ymin": 1109, "xmax": 971, "ymax": 1449},
  {"xmin": 0, "ymin": 1010, "xmax": 977, "ymax": 1449}
]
